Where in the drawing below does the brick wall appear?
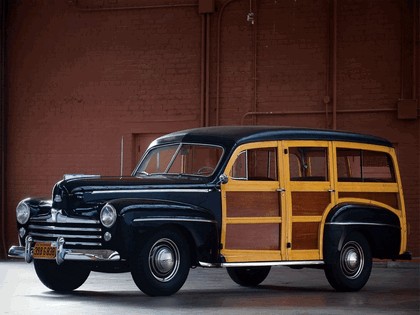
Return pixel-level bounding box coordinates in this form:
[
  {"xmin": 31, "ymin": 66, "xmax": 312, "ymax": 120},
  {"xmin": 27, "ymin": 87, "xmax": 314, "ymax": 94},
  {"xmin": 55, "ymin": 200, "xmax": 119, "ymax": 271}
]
[{"xmin": 2, "ymin": 0, "xmax": 419, "ymax": 257}]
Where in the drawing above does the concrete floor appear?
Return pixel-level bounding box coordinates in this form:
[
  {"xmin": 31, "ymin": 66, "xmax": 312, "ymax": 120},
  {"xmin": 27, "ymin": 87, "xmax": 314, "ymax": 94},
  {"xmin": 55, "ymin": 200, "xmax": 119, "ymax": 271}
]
[{"xmin": 0, "ymin": 261, "xmax": 419, "ymax": 315}]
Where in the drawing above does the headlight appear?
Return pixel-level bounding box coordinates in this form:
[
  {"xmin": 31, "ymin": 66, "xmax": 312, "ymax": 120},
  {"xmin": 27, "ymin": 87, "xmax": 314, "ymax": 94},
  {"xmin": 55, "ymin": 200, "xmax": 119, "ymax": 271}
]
[
  {"xmin": 100, "ymin": 204, "xmax": 117, "ymax": 228},
  {"xmin": 16, "ymin": 200, "xmax": 30, "ymax": 224}
]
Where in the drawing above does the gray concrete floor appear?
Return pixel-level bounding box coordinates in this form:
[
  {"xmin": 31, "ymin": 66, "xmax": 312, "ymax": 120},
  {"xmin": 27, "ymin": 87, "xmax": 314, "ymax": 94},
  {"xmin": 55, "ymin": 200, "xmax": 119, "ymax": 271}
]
[{"xmin": 0, "ymin": 261, "xmax": 419, "ymax": 315}]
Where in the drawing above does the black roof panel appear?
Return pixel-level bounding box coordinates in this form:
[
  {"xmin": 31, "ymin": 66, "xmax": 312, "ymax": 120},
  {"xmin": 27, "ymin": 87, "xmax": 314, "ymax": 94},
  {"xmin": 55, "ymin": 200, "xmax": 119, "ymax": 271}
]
[{"xmin": 155, "ymin": 126, "xmax": 392, "ymax": 148}]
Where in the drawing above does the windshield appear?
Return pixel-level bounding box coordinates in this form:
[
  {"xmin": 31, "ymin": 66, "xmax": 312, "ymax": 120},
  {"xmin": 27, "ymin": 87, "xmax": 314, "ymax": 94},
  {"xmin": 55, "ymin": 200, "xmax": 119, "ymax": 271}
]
[{"xmin": 134, "ymin": 143, "xmax": 224, "ymax": 177}]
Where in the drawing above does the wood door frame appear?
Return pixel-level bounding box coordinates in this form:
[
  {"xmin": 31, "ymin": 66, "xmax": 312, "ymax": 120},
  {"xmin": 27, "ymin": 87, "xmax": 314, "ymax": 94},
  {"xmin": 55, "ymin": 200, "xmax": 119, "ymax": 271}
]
[
  {"xmin": 220, "ymin": 141, "xmax": 286, "ymax": 263},
  {"xmin": 282, "ymin": 140, "xmax": 335, "ymax": 261}
]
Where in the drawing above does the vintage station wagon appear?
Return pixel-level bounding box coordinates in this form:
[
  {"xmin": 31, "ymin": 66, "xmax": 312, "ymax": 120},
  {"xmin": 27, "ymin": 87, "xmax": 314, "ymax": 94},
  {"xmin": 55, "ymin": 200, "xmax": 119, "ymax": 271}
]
[{"xmin": 9, "ymin": 126, "xmax": 410, "ymax": 296}]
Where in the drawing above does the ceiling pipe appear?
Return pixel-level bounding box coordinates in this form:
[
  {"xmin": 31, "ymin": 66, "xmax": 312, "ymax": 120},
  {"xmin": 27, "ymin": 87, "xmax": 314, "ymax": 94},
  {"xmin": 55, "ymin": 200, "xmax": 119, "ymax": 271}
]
[
  {"xmin": 216, "ymin": 0, "xmax": 241, "ymax": 126},
  {"xmin": 400, "ymin": 0, "xmax": 405, "ymax": 100},
  {"xmin": 200, "ymin": 15, "xmax": 206, "ymax": 127},
  {"xmin": 412, "ymin": 0, "xmax": 417, "ymax": 100},
  {"xmin": 241, "ymin": 108, "xmax": 397, "ymax": 125},
  {"xmin": 73, "ymin": 2, "xmax": 198, "ymax": 12},
  {"xmin": 205, "ymin": 13, "xmax": 211, "ymax": 127},
  {"xmin": 332, "ymin": 0, "xmax": 337, "ymax": 130},
  {"xmin": 1, "ymin": 0, "xmax": 7, "ymax": 258},
  {"xmin": 252, "ymin": 0, "xmax": 258, "ymax": 125}
]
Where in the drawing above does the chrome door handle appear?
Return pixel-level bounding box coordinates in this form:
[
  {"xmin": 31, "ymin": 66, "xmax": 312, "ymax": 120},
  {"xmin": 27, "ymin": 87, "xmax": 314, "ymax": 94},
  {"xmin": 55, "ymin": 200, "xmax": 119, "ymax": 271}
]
[{"xmin": 276, "ymin": 188, "xmax": 286, "ymax": 192}]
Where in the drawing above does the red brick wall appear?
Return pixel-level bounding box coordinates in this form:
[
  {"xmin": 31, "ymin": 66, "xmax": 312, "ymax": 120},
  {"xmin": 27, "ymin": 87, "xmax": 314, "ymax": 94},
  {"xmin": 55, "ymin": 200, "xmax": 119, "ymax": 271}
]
[{"xmin": 2, "ymin": 0, "xmax": 419, "ymax": 257}]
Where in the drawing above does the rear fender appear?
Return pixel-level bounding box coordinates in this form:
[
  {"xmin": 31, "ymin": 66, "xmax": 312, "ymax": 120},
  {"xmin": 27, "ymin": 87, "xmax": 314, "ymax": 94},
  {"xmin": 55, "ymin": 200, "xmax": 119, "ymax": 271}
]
[{"xmin": 323, "ymin": 203, "xmax": 401, "ymax": 263}]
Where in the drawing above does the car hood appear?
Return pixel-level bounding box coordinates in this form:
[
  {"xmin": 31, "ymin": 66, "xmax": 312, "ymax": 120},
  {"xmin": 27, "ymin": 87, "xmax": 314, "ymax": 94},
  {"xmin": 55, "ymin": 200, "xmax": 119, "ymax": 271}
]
[{"xmin": 52, "ymin": 175, "xmax": 217, "ymax": 216}]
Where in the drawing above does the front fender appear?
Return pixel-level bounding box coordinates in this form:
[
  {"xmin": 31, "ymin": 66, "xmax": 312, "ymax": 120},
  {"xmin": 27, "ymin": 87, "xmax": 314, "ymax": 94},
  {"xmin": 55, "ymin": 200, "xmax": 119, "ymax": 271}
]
[
  {"xmin": 323, "ymin": 203, "xmax": 401, "ymax": 262},
  {"xmin": 109, "ymin": 198, "xmax": 219, "ymax": 265}
]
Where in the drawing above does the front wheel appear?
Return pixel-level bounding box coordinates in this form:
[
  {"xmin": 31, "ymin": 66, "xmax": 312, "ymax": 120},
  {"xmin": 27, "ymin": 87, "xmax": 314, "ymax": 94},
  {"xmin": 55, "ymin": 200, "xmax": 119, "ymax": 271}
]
[
  {"xmin": 324, "ymin": 232, "xmax": 372, "ymax": 292},
  {"xmin": 131, "ymin": 229, "xmax": 191, "ymax": 296},
  {"xmin": 227, "ymin": 266, "xmax": 271, "ymax": 287},
  {"xmin": 34, "ymin": 259, "xmax": 90, "ymax": 292}
]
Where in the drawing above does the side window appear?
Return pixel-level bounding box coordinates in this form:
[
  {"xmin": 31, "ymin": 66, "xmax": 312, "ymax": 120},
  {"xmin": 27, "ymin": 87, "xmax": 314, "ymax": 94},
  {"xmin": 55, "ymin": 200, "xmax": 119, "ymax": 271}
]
[
  {"xmin": 337, "ymin": 149, "xmax": 361, "ymax": 180},
  {"xmin": 337, "ymin": 148, "xmax": 395, "ymax": 182},
  {"xmin": 230, "ymin": 147, "xmax": 278, "ymax": 181},
  {"xmin": 289, "ymin": 147, "xmax": 328, "ymax": 181}
]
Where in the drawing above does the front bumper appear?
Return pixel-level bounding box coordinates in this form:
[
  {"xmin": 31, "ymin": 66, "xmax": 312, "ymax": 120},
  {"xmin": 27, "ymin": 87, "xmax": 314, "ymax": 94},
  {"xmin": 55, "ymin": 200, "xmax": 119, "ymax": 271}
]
[{"xmin": 8, "ymin": 236, "xmax": 120, "ymax": 265}]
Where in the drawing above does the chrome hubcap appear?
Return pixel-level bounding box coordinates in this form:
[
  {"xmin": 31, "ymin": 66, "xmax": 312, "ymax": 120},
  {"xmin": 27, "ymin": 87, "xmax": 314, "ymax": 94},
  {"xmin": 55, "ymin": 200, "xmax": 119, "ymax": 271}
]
[
  {"xmin": 149, "ymin": 238, "xmax": 180, "ymax": 282},
  {"xmin": 340, "ymin": 241, "xmax": 364, "ymax": 279}
]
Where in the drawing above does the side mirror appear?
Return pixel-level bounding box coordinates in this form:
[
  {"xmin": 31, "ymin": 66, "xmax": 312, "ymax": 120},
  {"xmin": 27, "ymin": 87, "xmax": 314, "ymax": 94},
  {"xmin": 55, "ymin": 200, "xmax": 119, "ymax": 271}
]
[{"xmin": 219, "ymin": 174, "xmax": 229, "ymax": 185}]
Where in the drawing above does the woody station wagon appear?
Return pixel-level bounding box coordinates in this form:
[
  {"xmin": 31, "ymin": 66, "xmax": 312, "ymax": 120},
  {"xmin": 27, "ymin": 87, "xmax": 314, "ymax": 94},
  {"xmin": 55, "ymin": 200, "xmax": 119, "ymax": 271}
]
[{"xmin": 9, "ymin": 126, "xmax": 411, "ymax": 296}]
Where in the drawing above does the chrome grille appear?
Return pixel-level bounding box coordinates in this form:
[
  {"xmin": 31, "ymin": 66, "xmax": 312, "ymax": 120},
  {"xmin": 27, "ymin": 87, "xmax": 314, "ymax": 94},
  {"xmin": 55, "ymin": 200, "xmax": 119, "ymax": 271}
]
[{"xmin": 28, "ymin": 213, "xmax": 102, "ymax": 248}]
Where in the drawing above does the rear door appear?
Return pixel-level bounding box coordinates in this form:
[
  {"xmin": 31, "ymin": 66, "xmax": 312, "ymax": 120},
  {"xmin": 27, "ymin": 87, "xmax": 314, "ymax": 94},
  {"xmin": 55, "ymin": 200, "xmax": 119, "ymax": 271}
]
[{"xmin": 282, "ymin": 141, "xmax": 335, "ymax": 261}]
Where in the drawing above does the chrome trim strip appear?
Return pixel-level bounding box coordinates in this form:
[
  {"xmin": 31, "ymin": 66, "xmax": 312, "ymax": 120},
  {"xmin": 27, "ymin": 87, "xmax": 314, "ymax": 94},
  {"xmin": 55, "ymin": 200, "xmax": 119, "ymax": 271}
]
[
  {"xmin": 28, "ymin": 225, "xmax": 101, "ymax": 232},
  {"xmin": 198, "ymin": 261, "xmax": 218, "ymax": 268},
  {"xmin": 8, "ymin": 245, "xmax": 25, "ymax": 259},
  {"xmin": 91, "ymin": 189, "xmax": 212, "ymax": 195},
  {"xmin": 30, "ymin": 232, "xmax": 101, "ymax": 239},
  {"xmin": 325, "ymin": 222, "xmax": 399, "ymax": 228},
  {"xmin": 56, "ymin": 241, "xmax": 102, "ymax": 246},
  {"xmin": 133, "ymin": 217, "xmax": 217, "ymax": 224},
  {"xmin": 221, "ymin": 261, "xmax": 325, "ymax": 267},
  {"xmin": 62, "ymin": 250, "xmax": 121, "ymax": 262},
  {"xmin": 31, "ymin": 238, "xmax": 102, "ymax": 246},
  {"xmin": 198, "ymin": 260, "xmax": 325, "ymax": 268},
  {"xmin": 30, "ymin": 214, "xmax": 100, "ymax": 225}
]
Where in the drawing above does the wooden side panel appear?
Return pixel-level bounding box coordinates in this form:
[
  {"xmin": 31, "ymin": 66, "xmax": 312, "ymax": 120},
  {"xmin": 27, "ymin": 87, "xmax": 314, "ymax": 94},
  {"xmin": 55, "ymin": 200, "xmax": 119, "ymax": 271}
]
[
  {"xmin": 339, "ymin": 192, "xmax": 399, "ymax": 209},
  {"xmin": 225, "ymin": 224, "xmax": 280, "ymax": 250},
  {"xmin": 292, "ymin": 222, "xmax": 319, "ymax": 250},
  {"xmin": 292, "ymin": 192, "xmax": 330, "ymax": 216},
  {"xmin": 226, "ymin": 191, "xmax": 280, "ymax": 217}
]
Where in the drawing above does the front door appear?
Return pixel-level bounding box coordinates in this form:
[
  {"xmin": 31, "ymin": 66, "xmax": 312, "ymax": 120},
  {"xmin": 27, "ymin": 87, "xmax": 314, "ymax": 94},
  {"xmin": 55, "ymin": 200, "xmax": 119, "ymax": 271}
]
[{"xmin": 220, "ymin": 141, "xmax": 286, "ymax": 263}]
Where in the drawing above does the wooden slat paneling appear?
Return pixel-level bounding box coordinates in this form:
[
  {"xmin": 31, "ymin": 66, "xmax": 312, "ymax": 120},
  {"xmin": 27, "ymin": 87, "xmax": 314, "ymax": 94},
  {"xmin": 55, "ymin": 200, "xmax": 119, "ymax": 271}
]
[
  {"xmin": 226, "ymin": 191, "xmax": 280, "ymax": 217},
  {"xmin": 292, "ymin": 222, "xmax": 319, "ymax": 250},
  {"xmin": 292, "ymin": 192, "xmax": 330, "ymax": 216},
  {"xmin": 225, "ymin": 224, "xmax": 280, "ymax": 250}
]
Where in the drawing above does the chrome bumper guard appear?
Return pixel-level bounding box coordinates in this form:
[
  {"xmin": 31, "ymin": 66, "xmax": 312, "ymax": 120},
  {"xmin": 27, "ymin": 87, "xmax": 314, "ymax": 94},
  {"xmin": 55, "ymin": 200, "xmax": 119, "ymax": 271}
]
[{"xmin": 8, "ymin": 236, "xmax": 120, "ymax": 265}]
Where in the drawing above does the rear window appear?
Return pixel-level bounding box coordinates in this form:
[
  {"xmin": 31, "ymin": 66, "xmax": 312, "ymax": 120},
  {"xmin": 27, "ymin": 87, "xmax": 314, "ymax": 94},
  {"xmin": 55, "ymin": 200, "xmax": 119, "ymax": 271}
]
[{"xmin": 337, "ymin": 149, "xmax": 396, "ymax": 182}]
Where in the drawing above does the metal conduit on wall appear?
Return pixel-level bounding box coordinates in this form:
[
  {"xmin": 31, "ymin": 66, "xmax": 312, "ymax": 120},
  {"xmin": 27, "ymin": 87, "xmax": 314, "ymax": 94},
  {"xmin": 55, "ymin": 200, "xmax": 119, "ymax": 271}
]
[{"xmin": 0, "ymin": 0, "xmax": 7, "ymax": 258}]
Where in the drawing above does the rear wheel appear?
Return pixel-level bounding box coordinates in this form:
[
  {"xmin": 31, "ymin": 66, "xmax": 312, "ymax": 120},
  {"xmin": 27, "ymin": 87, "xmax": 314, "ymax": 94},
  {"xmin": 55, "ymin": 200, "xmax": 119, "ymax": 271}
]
[
  {"xmin": 34, "ymin": 259, "xmax": 90, "ymax": 292},
  {"xmin": 324, "ymin": 232, "xmax": 372, "ymax": 292},
  {"xmin": 227, "ymin": 266, "xmax": 271, "ymax": 287},
  {"xmin": 131, "ymin": 229, "xmax": 190, "ymax": 296}
]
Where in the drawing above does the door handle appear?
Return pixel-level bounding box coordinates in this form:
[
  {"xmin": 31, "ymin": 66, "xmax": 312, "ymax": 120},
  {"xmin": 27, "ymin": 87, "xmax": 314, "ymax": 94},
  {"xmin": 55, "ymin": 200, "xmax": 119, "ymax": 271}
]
[
  {"xmin": 276, "ymin": 188, "xmax": 286, "ymax": 192},
  {"xmin": 328, "ymin": 189, "xmax": 335, "ymax": 192}
]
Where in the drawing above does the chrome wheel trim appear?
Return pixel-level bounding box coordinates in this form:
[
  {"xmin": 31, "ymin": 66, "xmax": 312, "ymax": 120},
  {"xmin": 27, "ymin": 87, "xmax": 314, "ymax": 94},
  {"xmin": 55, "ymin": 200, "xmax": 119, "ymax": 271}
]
[
  {"xmin": 148, "ymin": 238, "xmax": 180, "ymax": 282},
  {"xmin": 340, "ymin": 241, "xmax": 364, "ymax": 280}
]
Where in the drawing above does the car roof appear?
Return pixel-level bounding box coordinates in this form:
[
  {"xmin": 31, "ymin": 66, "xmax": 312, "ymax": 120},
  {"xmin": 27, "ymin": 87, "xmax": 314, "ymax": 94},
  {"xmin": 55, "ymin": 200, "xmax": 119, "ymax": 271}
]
[{"xmin": 154, "ymin": 126, "xmax": 393, "ymax": 148}]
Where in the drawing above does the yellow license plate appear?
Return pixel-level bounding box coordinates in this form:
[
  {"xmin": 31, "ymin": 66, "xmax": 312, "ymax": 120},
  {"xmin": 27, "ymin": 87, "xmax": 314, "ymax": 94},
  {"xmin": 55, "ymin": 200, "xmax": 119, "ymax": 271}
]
[{"xmin": 33, "ymin": 242, "xmax": 56, "ymax": 259}]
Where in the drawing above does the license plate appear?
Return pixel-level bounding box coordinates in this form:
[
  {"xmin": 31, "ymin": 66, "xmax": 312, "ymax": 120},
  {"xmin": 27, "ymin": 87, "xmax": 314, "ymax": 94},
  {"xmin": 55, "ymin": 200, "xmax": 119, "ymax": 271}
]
[{"xmin": 33, "ymin": 242, "xmax": 56, "ymax": 259}]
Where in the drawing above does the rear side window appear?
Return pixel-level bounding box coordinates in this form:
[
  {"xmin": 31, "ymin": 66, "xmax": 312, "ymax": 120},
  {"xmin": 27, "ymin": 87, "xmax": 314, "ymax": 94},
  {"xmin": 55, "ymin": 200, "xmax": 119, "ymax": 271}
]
[{"xmin": 337, "ymin": 149, "xmax": 395, "ymax": 182}]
